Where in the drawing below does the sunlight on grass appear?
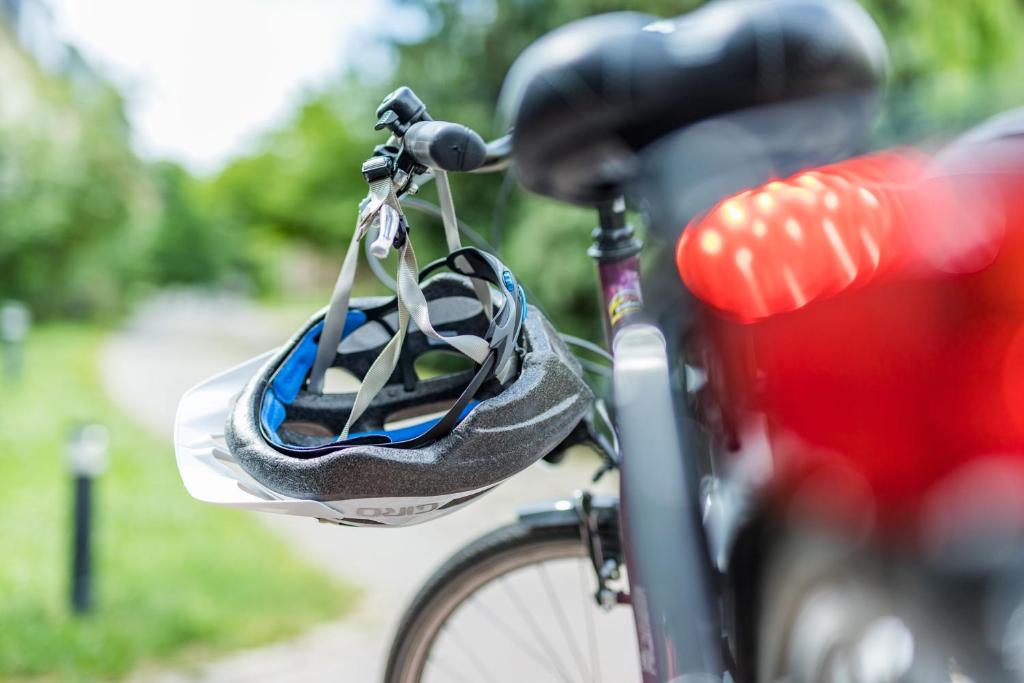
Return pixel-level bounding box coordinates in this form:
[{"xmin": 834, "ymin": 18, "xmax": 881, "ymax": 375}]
[{"xmin": 0, "ymin": 325, "xmax": 358, "ymax": 682}]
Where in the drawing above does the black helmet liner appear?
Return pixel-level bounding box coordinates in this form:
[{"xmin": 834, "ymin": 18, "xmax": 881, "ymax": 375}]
[{"xmin": 226, "ymin": 270, "xmax": 592, "ymax": 504}]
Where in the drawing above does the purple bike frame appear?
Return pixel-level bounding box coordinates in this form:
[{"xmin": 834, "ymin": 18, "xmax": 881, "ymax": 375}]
[{"xmin": 592, "ymin": 200, "xmax": 725, "ymax": 682}]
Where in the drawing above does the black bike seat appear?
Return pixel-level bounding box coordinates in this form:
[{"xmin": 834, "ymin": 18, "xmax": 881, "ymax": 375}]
[{"xmin": 501, "ymin": 0, "xmax": 888, "ymax": 205}]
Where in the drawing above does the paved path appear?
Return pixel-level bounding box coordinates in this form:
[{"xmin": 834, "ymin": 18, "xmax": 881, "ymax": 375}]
[{"xmin": 103, "ymin": 291, "xmax": 617, "ymax": 682}]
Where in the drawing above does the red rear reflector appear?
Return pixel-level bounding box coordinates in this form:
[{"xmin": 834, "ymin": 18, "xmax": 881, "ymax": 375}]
[{"xmin": 676, "ymin": 151, "xmax": 945, "ymax": 321}]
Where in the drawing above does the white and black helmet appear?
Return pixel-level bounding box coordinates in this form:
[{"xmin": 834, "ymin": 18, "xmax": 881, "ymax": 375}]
[
  {"xmin": 175, "ymin": 108, "xmax": 593, "ymax": 526},
  {"xmin": 175, "ymin": 247, "xmax": 592, "ymax": 527}
]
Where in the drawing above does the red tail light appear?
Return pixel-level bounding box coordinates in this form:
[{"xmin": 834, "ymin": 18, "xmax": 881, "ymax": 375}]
[
  {"xmin": 674, "ymin": 150, "xmax": 987, "ymax": 321},
  {"xmin": 690, "ymin": 147, "xmax": 1024, "ymax": 530}
]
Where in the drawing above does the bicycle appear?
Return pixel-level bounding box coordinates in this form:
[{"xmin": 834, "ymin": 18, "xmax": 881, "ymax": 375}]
[
  {"xmin": 380, "ymin": 0, "xmax": 882, "ymax": 680},
  {"xmin": 176, "ymin": 1, "xmax": 1024, "ymax": 681},
  {"xmin": 378, "ymin": 2, "xmax": 1024, "ymax": 682}
]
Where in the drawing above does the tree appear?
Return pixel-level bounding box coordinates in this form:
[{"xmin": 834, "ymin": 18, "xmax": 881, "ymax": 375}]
[
  {"xmin": 203, "ymin": 0, "xmax": 1024, "ymax": 336},
  {"xmin": 0, "ymin": 90, "xmax": 151, "ymax": 318}
]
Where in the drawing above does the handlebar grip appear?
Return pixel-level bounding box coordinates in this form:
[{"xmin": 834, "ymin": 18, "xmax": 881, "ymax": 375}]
[{"xmin": 403, "ymin": 120, "xmax": 487, "ymax": 172}]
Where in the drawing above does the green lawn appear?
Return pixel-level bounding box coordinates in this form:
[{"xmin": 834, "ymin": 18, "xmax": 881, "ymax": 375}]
[{"xmin": 0, "ymin": 325, "xmax": 358, "ymax": 682}]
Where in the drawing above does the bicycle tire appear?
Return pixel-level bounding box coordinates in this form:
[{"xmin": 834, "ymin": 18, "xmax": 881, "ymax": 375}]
[{"xmin": 383, "ymin": 520, "xmax": 627, "ymax": 683}]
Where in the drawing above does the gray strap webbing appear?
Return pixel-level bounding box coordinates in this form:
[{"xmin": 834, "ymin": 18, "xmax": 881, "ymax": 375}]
[
  {"xmin": 308, "ymin": 176, "xmax": 396, "ymax": 394},
  {"xmin": 436, "ymin": 171, "xmax": 492, "ymax": 319},
  {"xmin": 339, "ymin": 239, "xmax": 490, "ymax": 439},
  {"xmin": 395, "ymin": 241, "xmax": 490, "ymax": 364},
  {"xmin": 307, "ymin": 225, "xmax": 364, "ymax": 394},
  {"xmin": 339, "ymin": 243, "xmax": 413, "ymax": 439},
  {"xmin": 308, "ymin": 170, "xmax": 493, "ymax": 438}
]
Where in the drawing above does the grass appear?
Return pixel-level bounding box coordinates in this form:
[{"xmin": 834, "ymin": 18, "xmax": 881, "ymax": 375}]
[{"xmin": 0, "ymin": 325, "xmax": 358, "ymax": 682}]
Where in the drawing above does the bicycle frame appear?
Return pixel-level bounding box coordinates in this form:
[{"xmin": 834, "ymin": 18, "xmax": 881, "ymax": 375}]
[
  {"xmin": 410, "ymin": 115, "xmax": 729, "ymax": 680},
  {"xmin": 590, "ymin": 198, "xmax": 726, "ymax": 682}
]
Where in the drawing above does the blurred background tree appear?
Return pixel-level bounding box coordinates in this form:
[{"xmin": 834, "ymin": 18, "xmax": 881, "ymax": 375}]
[
  {"xmin": 0, "ymin": 77, "xmax": 154, "ymax": 319},
  {"xmin": 205, "ymin": 0, "xmax": 1024, "ymax": 338},
  {"xmin": 149, "ymin": 162, "xmax": 228, "ymax": 286},
  {"xmin": 3, "ymin": 0, "xmax": 1024, "ymax": 335},
  {"xmin": 867, "ymin": 0, "xmax": 1024, "ymax": 140}
]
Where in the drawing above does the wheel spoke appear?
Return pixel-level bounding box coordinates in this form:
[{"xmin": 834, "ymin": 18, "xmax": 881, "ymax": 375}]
[
  {"xmin": 470, "ymin": 591, "xmax": 572, "ymax": 681},
  {"xmin": 432, "ymin": 622, "xmax": 498, "ymax": 683},
  {"xmin": 537, "ymin": 562, "xmax": 591, "ymax": 681},
  {"xmin": 577, "ymin": 558, "xmax": 603, "ymax": 683},
  {"xmin": 500, "ymin": 575, "xmax": 577, "ymax": 682},
  {"xmin": 386, "ymin": 529, "xmax": 637, "ymax": 683}
]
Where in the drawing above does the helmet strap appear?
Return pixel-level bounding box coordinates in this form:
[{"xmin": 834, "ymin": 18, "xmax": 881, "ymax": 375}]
[
  {"xmin": 435, "ymin": 170, "xmax": 493, "ymax": 319},
  {"xmin": 307, "ymin": 172, "xmax": 400, "ymax": 394},
  {"xmin": 339, "ymin": 237, "xmax": 491, "ymax": 440},
  {"xmin": 309, "ymin": 168, "xmax": 497, "ymax": 442}
]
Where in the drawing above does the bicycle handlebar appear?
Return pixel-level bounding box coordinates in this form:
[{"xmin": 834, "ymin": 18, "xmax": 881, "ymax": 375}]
[
  {"xmin": 403, "ymin": 120, "xmax": 488, "ymax": 173},
  {"xmin": 374, "ymin": 86, "xmax": 511, "ymax": 177},
  {"xmin": 473, "ymin": 133, "xmax": 512, "ymax": 174}
]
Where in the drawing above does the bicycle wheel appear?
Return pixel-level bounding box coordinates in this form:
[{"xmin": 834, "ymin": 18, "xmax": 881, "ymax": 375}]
[{"xmin": 383, "ymin": 521, "xmax": 639, "ymax": 683}]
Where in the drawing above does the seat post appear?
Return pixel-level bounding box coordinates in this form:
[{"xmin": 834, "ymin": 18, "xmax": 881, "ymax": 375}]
[{"xmin": 589, "ymin": 197, "xmax": 644, "ymax": 345}]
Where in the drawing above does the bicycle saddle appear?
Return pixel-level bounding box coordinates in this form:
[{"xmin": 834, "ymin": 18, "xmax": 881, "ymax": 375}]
[{"xmin": 501, "ymin": 0, "xmax": 888, "ymax": 205}]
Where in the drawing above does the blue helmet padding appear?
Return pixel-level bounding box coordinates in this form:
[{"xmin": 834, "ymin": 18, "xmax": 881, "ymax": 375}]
[
  {"xmin": 259, "ymin": 309, "xmax": 481, "ymax": 447},
  {"xmin": 261, "ymin": 312, "xmax": 365, "ymax": 444},
  {"xmin": 273, "ymin": 312, "xmax": 366, "ymax": 403},
  {"xmin": 261, "ymin": 397, "xmax": 288, "ymax": 441}
]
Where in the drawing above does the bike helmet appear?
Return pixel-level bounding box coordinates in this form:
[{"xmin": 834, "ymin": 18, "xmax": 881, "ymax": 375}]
[
  {"xmin": 175, "ymin": 246, "xmax": 593, "ymax": 527},
  {"xmin": 175, "ymin": 97, "xmax": 593, "ymax": 526}
]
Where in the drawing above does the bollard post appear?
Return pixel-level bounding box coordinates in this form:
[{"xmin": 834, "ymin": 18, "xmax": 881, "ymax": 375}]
[
  {"xmin": 0, "ymin": 301, "xmax": 31, "ymax": 384},
  {"xmin": 66, "ymin": 424, "xmax": 110, "ymax": 614}
]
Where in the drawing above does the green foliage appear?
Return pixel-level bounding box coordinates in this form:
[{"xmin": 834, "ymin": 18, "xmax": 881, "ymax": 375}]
[
  {"xmin": 355, "ymin": 0, "xmax": 1020, "ymax": 333},
  {"xmin": 0, "ymin": 325, "xmax": 356, "ymax": 681},
  {"xmin": 390, "ymin": 0, "xmax": 700, "ymax": 136},
  {"xmin": 500, "ymin": 199, "xmax": 601, "ymax": 339},
  {"xmin": 209, "ymin": 92, "xmax": 376, "ymax": 248},
  {"xmin": 0, "ymin": 113, "xmax": 148, "ymax": 319},
  {"xmin": 0, "ymin": 35, "xmax": 156, "ymax": 320},
  {"xmin": 861, "ymin": 0, "xmax": 1024, "ymax": 140},
  {"xmin": 13, "ymin": 0, "xmax": 1019, "ymax": 333},
  {"xmin": 149, "ymin": 162, "xmax": 231, "ymax": 285}
]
